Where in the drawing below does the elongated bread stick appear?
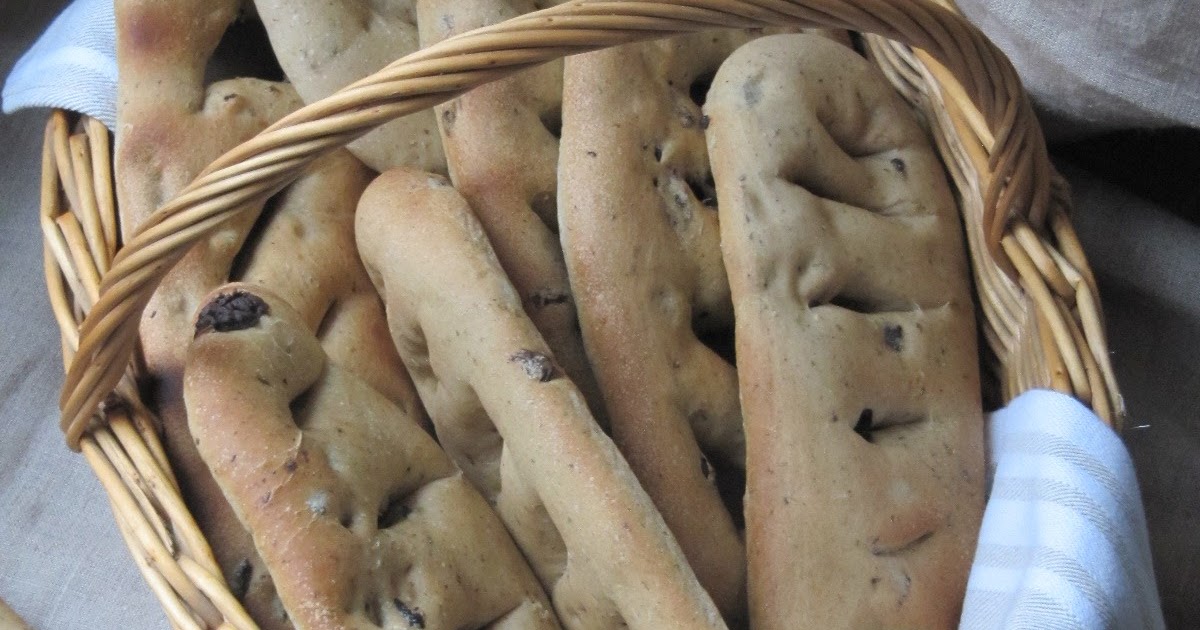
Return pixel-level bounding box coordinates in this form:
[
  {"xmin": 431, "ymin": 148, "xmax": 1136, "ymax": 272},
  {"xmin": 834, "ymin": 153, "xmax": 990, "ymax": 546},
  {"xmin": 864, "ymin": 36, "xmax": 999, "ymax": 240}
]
[
  {"xmin": 356, "ymin": 168, "xmax": 726, "ymax": 630},
  {"xmin": 186, "ymin": 285, "xmax": 557, "ymax": 630},
  {"xmin": 707, "ymin": 34, "xmax": 985, "ymax": 630}
]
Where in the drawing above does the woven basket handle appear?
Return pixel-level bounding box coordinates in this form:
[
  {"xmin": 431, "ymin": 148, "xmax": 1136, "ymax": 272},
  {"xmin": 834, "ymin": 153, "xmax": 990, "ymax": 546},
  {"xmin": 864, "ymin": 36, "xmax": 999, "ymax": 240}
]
[{"xmin": 60, "ymin": 0, "xmax": 1047, "ymax": 447}]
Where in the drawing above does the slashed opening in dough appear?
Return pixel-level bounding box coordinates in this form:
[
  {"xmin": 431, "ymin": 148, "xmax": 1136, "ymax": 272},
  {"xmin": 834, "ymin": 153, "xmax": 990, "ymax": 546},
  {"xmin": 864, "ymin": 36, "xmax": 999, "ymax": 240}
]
[
  {"xmin": 685, "ymin": 172, "xmax": 718, "ymax": 208},
  {"xmin": 538, "ymin": 106, "xmax": 563, "ymax": 140},
  {"xmin": 824, "ymin": 293, "xmax": 918, "ymax": 315},
  {"xmin": 377, "ymin": 492, "xmax": 413, "ymax": 530},
  {"xmin": 288, "ymin": 383, "xmax": 319, "ymax": 429},
  {"xmin": 227, "ymin": 193, "xmax": 284, "ymax": 283},
  {"xmin": 688, "ymin": 70, "xmax": 716, "ymax": 107},
  {"xmin": 363, "ymin": 596, "xmax": 383, "ymax": 626},
  {"xmin": 203, "ymin": 12, "xmax": 284, "ymax": 85},
  {"xmin": 852, "ymin": 408, "xmax": 927, "ymax": 444}
]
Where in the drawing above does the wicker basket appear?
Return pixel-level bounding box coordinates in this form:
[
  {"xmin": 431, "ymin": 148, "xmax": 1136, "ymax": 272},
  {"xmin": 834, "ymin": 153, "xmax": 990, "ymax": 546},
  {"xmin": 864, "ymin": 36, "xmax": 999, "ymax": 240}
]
[{"xmin": 39, "ymin": 0, "xmax": 1123, "ymax": 627}]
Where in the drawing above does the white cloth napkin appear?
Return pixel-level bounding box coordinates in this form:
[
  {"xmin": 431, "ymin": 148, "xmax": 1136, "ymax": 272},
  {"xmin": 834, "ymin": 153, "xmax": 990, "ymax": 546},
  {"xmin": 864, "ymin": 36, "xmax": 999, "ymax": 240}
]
[
  {"xmin": 1, "ymin": 0, "xmax": 116, "ymax": 128},
  {"xmin": 1, "ymin": 2, "xmax": 1167, "ymax": 629},
  {"xmin": 963, "ymin": 390, "xmax": 1165, "ymax": 629}
]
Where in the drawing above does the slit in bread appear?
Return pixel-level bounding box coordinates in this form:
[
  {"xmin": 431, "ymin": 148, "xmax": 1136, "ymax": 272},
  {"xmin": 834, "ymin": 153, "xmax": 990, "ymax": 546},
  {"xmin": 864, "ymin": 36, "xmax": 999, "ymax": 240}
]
[
  {"xmin": 185, "ymin": 285, "xmax": 558, "ymax": 630},
  {"xmin": 356, "ymin": 167, "xmax": 727, "ymax": 630},
  {"xmin": 706, "ymin": 33, "xmax": 986, "ymax": 630}
]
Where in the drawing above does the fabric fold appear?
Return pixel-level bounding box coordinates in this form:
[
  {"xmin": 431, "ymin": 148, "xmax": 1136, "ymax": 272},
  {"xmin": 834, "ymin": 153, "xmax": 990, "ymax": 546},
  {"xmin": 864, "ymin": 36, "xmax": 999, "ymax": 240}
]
[
  {"xmin": 963, "ymin": 390, "xmax": 1164, "ymax": 629},
  {"xmin": 2, "ymin": 0, "xmax": 117, "ymax": 128}
]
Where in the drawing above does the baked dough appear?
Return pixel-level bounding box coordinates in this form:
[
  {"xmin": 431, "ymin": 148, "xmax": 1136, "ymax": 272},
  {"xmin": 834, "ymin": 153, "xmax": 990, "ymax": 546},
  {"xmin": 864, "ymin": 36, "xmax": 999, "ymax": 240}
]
[
  {"xmin": 416, "ymin": 0, "xmax": 607, "ymax": 425},
  {"xmin": 116, "ymin": 1, "xmax": 300, "ymax": 623},
  {"xmin": 253, "ymin": 0, "xmax": 445, "ymax": 173},
  {"xmin": 115, "ymin": 2, "xmax": 422, "ymax": 622},
  {"xmin": 558, "ymin": 33, "xmax": 759, "ymax": 619},
  {"xmin": 356, "ymin": 168, "xmax": 726, "ymax": 630},
  {"xmin": 185, "ymin": 285, "xmax": 558, "ymax": 630},
  {"xmin": 705, "ymin": 34, "xmax": 985, "ymax": 629}
]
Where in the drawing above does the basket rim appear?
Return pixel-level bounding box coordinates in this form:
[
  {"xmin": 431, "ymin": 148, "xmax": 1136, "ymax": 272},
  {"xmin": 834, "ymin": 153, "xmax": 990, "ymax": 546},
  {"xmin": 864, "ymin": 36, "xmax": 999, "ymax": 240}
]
[
  {"xmin": 36, "ymin": 0, "xmax": 1123, "ymax": 627},
  {"xmin": 57, "ymin": 0, "xmax": 1075, "ymax": 448}
]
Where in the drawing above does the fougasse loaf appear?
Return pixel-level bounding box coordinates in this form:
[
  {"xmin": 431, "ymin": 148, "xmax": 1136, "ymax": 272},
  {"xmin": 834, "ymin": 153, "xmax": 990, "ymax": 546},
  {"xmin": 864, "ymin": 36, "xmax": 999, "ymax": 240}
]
[
  {"xmin": 705, "ymin": 34, "xmax": 985, "ymax": 629},
  {"xmin": 114, "ymin": 2, "xmax": 424, "ymax": 625},
  {"xmin": 415, "ymin": 0, "xmax": 607, "ymax": 425},
  {"xmin": 356, "ymin": 168, "xmax": 727, "ymax": 630},
  {"xmin": 558, "ymin": 32, "xmax": 760, "ymax": 621},
  {"xmin": 185, "ymin": 285, "xmax": 558, "ymax": 630},
  {"xmin": 115, "ymin": 0, "xmax": 302, "ymax": 623},
  {"xmin": 558, "ymin": 30, "xmax": 853, "ymax": 624}
]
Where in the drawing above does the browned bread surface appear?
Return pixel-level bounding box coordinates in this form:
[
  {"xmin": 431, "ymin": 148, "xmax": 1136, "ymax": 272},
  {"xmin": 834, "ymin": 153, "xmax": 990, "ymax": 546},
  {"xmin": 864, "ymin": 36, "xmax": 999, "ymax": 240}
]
[
  {"xmin": 115, "ymin": 2, "xmax": 423, "ymax": 622},
  {"xmin": 416, "ymin": 0, "xmax": 608, "ymax": 427},
  {"xmin": 356, "ymin": 168, "xmax": 727, "ymax": 630},
  {"xmin": 116, "ymin": 1, "xmax": 303, "ymax": 623},
  {"xmin": 706, "ymin": 33, "xmax": 986, "ymax": 629},
  {"xmin": 253, "ymin": 0, "xmax": 445, "ymax": 173},
  {"xmin": 558, "ymin": 33, "xmax": 761, "ymax": 620},
  {"xmin": 185, "ymin": 285, "xmax": 558, "ymax": 630}
]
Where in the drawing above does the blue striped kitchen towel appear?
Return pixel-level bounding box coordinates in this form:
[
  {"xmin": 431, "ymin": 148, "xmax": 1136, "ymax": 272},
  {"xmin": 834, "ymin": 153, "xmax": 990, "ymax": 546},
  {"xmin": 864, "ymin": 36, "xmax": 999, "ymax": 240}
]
[
  {"xmin": 963, "ymin": 389, "xmax": 1164, "ymax": 629},
  {"xmin": 1, "ymin": 0, "xmax": 116, "ymax": 128}
]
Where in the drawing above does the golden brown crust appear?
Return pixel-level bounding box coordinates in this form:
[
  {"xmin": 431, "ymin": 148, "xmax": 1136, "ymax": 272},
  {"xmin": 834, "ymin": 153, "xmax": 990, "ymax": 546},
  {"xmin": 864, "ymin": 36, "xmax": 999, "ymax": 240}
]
[
  {"xmin": 558, "ymin": 34, "xmax": 761, "ymax": 619},
  {"xmin": 115, "ymin": 1, "xmax": 301, "ymax": 238},
  {"xmin": 416, "ymin": 0, "xmax": 608, "ymax": 427},
  {"xmin": 356, "ymin": 168, "xmax": 726, "ymax": 630},
  {"xmin": 185, "ymin": 285, "xmax": 557, "ymax": 630},
  {"xmin": 116, "ymin": 3, "xmax": 424, "ymax": 621},
  {"xmin": 253, "ymin": 0, "xmax": 445, "ymax": 173},
  {"xmin": 116, "ymin": 2, "xmax": 304, "ymax": 623},
  {"xmin": 137, "ymin": 148, "xmax": 422, "ymax": 629},
  {"xmin": 705, "ymin": 34, "xmax": 985, "ymax": 630}
]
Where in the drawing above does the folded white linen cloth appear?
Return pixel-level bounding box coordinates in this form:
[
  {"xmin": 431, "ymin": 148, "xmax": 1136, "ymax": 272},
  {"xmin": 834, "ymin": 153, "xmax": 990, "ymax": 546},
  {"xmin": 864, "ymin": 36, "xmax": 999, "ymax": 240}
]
[
  {"xmin": 963, "ymin": 390, "xmax": 1165, "ymax": 629},
  {"xmin": 1, "ymin": 2, "xmax": 1167, "ymax": 629},
  {"xmin": 1, "ymin": 0, "xmax": 116, "ymax": 128}
]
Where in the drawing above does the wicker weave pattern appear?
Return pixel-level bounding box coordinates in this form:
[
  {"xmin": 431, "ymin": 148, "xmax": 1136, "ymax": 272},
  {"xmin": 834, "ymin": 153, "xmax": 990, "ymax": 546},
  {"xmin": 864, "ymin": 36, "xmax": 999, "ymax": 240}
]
[
  {"xmin": 58, "ymin": 0, "xmax": 1068, "ymax": 447},
  {"xmin": 38, "ymin": 0, "xmax": 1121, "ymax": 627},
  {"xmin": 41, "ymin": 112, "xmax": 257, "ymax": 629},
  {"xmin": 866, "ymin": 33, "xmax": 1122, "ymax": 423}
]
